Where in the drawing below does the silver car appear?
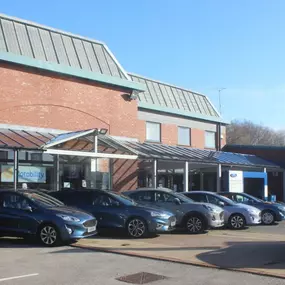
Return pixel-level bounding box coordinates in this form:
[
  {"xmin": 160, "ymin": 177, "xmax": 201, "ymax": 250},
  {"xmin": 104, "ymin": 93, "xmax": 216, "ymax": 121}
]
[
  {"xmin": 184, "ymin": 191, "xmax": 261, "ymax": 229},
  {"xmin": 124, "ymin": 187, "xmax": 224, "ymax": 234}
]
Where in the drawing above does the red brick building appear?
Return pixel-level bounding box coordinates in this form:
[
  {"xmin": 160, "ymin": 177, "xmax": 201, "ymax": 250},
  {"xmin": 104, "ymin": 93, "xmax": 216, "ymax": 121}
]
[{"xmin": 0, "ymin": 14, "xmax": 278, "ymax": 194}]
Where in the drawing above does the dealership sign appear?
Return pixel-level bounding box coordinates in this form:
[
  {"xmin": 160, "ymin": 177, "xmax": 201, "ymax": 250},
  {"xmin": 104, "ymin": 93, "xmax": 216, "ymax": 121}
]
[
  {"xmin": 229, "ymin": 170, "xmax": 243, "ymax": 193},
  {"xmin": 1, "ymin": 165, "xmax": 46, "ymax": 183}
]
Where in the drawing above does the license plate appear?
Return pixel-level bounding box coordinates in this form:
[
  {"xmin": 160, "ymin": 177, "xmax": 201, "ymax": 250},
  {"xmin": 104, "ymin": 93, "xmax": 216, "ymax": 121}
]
[
  {"xmin": 171, "ymin": 221, "xmax": 176, "ymax": 227},
  {"xmin": 87, "ymin": 226, "xmax": 96, "ymax": 233}
]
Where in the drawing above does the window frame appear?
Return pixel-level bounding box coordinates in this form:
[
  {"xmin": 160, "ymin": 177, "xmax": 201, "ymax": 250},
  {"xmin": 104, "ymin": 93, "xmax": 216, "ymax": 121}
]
[
  {"xmin": 145, "ymin": 121, "xmax": 161, "ymax": 143},
  {"xmin": 178, "ymin": 126, "xmax": 191, "ymax": 146},
  {"xmin": 205, "ymin": 131, "xmax": 216, "ymax": 149}
]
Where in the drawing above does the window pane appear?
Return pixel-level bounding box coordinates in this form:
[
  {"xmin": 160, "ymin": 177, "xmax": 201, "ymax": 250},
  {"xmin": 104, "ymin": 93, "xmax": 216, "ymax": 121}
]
[
  {"xmin": 205, "ymin": 131, "xmax": 216, "ymax": 148},
  {"xmin": 146, "ymin": 122, "xmax": 160, "ymax": 142},
  {"xmin": 178, "ymin": 127, "xmax": 190, "ymax": 145}
]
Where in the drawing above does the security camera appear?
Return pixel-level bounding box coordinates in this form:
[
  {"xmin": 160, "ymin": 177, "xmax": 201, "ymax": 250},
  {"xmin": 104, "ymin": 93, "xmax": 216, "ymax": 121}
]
[{"xmin": 129, "ymin": 90, "xmax": 139, "ymax": 100}]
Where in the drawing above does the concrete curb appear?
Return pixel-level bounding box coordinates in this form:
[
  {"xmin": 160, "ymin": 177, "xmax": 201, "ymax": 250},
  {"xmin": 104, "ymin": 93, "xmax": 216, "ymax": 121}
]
[{"xmin": 72, "ymin": 243, "xmax": 285, "ymax": 280}]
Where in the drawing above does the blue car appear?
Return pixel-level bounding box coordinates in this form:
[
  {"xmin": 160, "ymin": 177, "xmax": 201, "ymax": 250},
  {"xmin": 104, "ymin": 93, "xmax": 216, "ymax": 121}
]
[
  {"xmin": 50, "ymin": 189, "xmax": 176, "ymax": 238},
  {"xmin": 221, "ymin": 192, "xmax": 285, "ymax": 225},
  {"xmin": 0, "ymin": 189, "xmax": 97, "ymax": 246}
]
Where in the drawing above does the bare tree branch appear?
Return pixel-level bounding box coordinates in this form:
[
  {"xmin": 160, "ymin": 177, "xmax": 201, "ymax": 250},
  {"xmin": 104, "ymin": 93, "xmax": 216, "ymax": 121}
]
[{"xmin": 226, "ymin": 120, "xmax": 285, "ymax": 146}]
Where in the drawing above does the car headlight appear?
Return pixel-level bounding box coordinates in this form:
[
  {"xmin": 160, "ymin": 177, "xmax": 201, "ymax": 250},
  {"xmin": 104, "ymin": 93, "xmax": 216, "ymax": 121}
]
[
  {"xmin": 56, "ymin": 214, "xmax": 80, "ymax": 222},
  {"xmin": 150, "ymin": 211, "xmax": 168, "ymax": 218}
]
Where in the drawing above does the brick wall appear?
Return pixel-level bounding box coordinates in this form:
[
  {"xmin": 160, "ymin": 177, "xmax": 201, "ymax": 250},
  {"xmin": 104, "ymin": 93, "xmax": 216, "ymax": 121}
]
[
  {"xmin": 161, "ymin": 124, "xmax": 178, "ymax": 145},
  {"xmin": 0, "ymin": 64, "xmax": 140, "ymax": 139},
  {"xmin": 0, "ymin": 63, "xmax": 141, "ymax": 191},
  {"xmin": 112, "ymin": 159, "xmax": 138, "ymax": 192},
  {"xmin": 191, "ymin": 129, "xmax": 205, "ymax": 149}
]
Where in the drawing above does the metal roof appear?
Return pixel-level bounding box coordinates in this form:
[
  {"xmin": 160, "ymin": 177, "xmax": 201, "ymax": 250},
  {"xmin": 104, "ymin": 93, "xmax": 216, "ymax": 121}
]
[
  {"xmin": 0, "ymin": 126, "xmax": 279, "ymax": 168},
  {"xmin": 0, "ymin": 127, "xmax": 138, "ymax": 156},
  {"xmin": 129, "ymin": 73, "xmax": 222, "ymax": 121},
  {"xmin": 125, "ymin": 141, "xmax": 280, "ymax": 168},
  {"xmin": 0, "ymin": 13, "xmax": 128, "ymax": 80}
]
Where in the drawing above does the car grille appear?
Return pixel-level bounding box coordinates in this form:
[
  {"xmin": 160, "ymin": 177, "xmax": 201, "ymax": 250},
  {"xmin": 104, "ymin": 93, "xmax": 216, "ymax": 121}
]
[
  {"xmin": 220, "ymin": 211, "xmax": 224, "ymax": 220},
  {"xmin": 83, "ymin": 219, "xmax": 97, "ymax": 228}
]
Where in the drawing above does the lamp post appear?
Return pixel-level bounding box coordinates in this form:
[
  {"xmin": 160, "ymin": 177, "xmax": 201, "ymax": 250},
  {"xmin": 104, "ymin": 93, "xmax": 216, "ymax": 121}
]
[{"xmin": 217, "ymin": 88, "xmax": 226, "ymax": 151}]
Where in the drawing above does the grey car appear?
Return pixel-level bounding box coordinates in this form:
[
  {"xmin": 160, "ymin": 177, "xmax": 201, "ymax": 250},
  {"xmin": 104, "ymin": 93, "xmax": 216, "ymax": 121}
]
[
  {"xmin": 124, "ymin": 188, "xmax": 224, "ymax": 234},
  {"xmin": 184, "ymin": 191, "xmax": 261, "ymax": 229}
]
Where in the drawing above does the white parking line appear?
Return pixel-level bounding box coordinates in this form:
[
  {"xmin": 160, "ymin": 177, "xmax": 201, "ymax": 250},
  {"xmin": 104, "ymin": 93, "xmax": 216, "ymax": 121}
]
[{"xmin": 0, "ymin": 273, "xmax": 39, "ymax": 282}]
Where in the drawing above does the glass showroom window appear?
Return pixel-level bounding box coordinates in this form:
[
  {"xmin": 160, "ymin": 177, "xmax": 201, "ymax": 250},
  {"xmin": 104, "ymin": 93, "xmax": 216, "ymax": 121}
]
[
  {"xmin": 146, "ymin": 122, "xmax": 161, "ymax": 142},
  {"xmin": 178, "ymin": 127, "xmax": 191, "ymax": 146},
  {"xmin": 205, "ymin": 131, "xmax": 216, "ymax": 149}
]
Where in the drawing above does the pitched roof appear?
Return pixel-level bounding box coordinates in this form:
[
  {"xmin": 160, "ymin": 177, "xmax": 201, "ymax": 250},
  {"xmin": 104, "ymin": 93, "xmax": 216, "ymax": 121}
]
[
  {"xmin": 125, "ymin": 141, "xmax": 279, "ymax": 168},
  {"xmin": 0, "ymin": 13, "xmax": 128, "ymax": 79},
  {"xmin": 129, "ymin": 73, "xmax": 226, "ymax": 123},
  {"xmin": 0, "ymin": 125, "xmax": 278, "ymax": 169}
]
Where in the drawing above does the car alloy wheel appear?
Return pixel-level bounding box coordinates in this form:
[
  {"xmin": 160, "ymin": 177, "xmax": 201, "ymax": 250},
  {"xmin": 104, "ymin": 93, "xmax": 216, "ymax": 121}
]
[
  {"xmin": 127, "ymin": 218, "xmax": 146, "ymax": 238},
  {"xmin": 186, "ymin": 216, "xmax": 204, "ymax": 234},
  {"xmin": 39, "ymin": 225, "xmax": 58, "ymax": 246},
  {"xmin": 262, "ymin": 211, "xmax": 274, "ymax": 225},
  {"xmin": 230, "ymin": 214, "xmax": 245, "ymax": 229}
]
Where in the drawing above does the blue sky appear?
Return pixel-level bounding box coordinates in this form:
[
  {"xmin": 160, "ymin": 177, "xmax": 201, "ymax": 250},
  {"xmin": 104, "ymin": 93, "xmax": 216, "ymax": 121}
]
[{"xmin": 1, "ymin": 0, "xmax": 284, "ymax": 128}]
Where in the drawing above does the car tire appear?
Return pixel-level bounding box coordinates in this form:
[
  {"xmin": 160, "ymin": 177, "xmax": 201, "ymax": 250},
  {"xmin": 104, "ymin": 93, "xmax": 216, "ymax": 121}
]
[
  {"xmin": 229, "ymin": 214, "xmax": 245, "ymax": 229},
  {"xmin": 126, "ymin": 217, "xmax": 148, "ymax": 238},
  {"xmin": 261, "ymin": 211, "xmax": 275, "ymax": 225},
  {"xmin": 185, "ymin": 215, "xmax": 206, "ymax": 234},
  {"xmin": 38, "ymin": 224, "xmax": 61, "ymax": 247}
]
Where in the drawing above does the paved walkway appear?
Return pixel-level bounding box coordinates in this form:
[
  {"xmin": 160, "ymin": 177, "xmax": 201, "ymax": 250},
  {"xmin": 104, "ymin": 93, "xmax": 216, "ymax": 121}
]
[{"xmin": 75, "ymin": 229, "xmax": 285, "ymax": 279}]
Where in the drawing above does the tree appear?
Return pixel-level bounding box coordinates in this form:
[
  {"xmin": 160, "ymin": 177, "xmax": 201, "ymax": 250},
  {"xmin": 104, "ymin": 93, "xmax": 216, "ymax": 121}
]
[{"xmin": 226, "ymin": 120, "xmax": 285, "ymax": 146}]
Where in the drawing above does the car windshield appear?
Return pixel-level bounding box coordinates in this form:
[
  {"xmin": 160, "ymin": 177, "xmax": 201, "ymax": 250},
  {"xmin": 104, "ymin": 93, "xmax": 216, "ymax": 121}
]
[
  {"xmin": 23, "ymin": 192, "xmax": 64, "ymax": 208},
  {"xmin": 242, "ymin": 193, "xmax": 263, "ymax": 202},
  {"xmin": 110, "ymin": 192, "xmax": 137, "ymax": 206},
  {"xmin": 218, "ymin": 195, "xmax": 237, "ymax": 206},
  {"xmin": 174, "ymin": 192, "xmax": 195, "ymax": 203}
]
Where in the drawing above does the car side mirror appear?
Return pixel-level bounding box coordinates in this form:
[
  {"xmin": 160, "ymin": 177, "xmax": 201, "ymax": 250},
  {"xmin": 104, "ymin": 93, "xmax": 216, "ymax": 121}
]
[
  {"xmin": 218, "ymin": 201, "xmax": 225, "ymax": 207},
  {"xmin": 174, "ymin": 198, "xmax": 181, "ymax": 205}
]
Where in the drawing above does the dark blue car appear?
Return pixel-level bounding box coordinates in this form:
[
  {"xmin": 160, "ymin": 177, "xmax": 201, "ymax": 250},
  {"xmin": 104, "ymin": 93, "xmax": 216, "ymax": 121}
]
[
  {"xmin": 221, "ymin": 192, "xmax": 285, "ymax": 225},
  {"xmin": 50, "ymin": 189, "xmax": 176, "ymax": 238},
  {"xmin": 0, "ymin": 189, "xmax": 97, "ymax": 246}
]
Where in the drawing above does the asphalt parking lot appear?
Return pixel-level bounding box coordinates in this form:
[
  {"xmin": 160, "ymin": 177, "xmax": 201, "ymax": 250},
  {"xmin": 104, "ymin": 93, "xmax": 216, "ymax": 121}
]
[{"xmin": 1, "ymin": 224, "xmax": 285, "ymax": 285}]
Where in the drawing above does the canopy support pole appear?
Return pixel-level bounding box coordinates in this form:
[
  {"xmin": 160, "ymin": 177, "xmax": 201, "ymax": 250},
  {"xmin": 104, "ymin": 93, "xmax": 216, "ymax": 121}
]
[
  {"xmin": 152, "ymin": 159, "xmax": 157, "ymax": 189},
  {"xmin": 13, "ymin": 149, "xmax": 18, "ymax": 190},
  {"xmin": 183, "ymin": 161, "xmax": 189, "ymax": 192},
  {"xmin": 216, "ymin": 164, "xmax": 222, "ymax": 193}
]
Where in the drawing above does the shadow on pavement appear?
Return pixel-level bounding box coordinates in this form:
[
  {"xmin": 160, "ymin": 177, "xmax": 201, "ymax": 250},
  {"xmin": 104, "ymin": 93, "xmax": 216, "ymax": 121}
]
[
  {"xmin": 95, "ymin": 229, "xmax": 159, "ymax": 240},
  {"xmin": 0, "ymin": 237, "xmax": 41, "ymax": 248},
  {"xmin": 197, "ymin": 241, "xmax": 285, "ymax": 270}
]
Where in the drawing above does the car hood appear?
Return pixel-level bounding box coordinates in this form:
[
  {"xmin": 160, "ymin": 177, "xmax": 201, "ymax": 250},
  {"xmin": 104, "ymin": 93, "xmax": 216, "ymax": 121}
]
[
  {"xmin": 46, "ymin": 206, "xmax": 94, "ymax": 220},
  {"xmin": 134, "ymin": 203, "xmax": 174, "ymax": 217}
]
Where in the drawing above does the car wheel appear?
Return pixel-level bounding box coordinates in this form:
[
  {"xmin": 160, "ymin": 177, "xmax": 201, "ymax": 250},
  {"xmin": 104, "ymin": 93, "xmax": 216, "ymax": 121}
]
[
  {"xmin": 229, "ymin": 214, "xmax": 245, "ymax": 229},
  {"xmin": 38, "ymin": 224, "xmax": 60, "ymax": 246},
  {"xmin": 261, "ymin": 211, "xmax": 275, "ymax": 225},
  {"xmin": 127, "ymin": 218, "xmax": 147, "ymax": 238},
  {"xmin": 186, "ymin": 215, "xmax": 205, "ymax": 234}
]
